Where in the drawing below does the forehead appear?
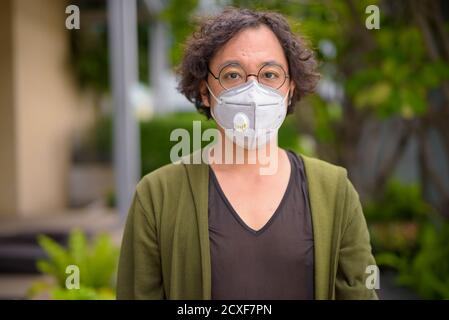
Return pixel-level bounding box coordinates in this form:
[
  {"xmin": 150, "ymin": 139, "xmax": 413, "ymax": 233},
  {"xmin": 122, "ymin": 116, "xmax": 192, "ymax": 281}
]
[{"xmin": 209, "ymin": 25, "xmax": 288, "ymax": 70}]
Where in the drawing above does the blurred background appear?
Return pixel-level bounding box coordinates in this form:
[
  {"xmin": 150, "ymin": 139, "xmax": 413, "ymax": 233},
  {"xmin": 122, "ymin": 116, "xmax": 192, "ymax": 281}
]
[{"xmin": 0, "ymin": 0, "xmax": 448, "ymax": 300}]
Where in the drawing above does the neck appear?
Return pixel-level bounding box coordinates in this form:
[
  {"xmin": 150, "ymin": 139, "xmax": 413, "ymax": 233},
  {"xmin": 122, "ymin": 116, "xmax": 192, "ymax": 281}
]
[{"xmin": 208, "ymin": 128, "xmax": 282, "ymax": 176}]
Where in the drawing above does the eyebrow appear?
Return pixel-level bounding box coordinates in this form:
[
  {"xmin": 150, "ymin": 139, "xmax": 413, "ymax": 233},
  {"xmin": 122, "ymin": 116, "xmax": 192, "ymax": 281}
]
[{"xmin": 215, "ymin": 59, "xmax": 286, "ymax": 72}]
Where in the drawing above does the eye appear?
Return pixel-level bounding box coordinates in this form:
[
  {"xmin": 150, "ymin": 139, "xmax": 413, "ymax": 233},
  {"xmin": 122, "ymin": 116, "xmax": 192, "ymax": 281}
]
[
  {"xmin": 262, "ymin": 72, "xmax": 279, "ymax": 80},
  {"xmin": 224, "ymin": 72, "xmax": 242, "ymax": 80}
]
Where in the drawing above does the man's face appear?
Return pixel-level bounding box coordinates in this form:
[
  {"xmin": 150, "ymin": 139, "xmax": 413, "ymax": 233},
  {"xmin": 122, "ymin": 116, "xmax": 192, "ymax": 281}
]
[{"xmin": 201, "ymin": 25, "xmax": 294, "ymax": 111}]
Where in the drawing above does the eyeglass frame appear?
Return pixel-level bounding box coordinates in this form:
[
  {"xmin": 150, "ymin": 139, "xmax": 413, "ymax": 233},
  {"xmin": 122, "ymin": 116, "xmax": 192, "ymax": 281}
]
[{"xmin": 207, "ymin": 62, "xmax": 290, "ymax": 91}]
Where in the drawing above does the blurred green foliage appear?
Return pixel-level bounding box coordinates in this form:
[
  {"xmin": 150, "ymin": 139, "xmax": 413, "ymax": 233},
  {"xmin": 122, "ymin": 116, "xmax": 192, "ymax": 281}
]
[
  {"xmin": 72, "ymin": 115, "xmax": 112, "ymax": 163},
  {"xmin": 364, "ymin": 180, "xmax": 430, "ymax": 253},
  {"xmin": 68, "ymin": 10, "xmax": 150, "ymax": 91},
  {"xmin": 370, "ymin": 221, "xmax": 419, "ymax": 254},
  {"xmin": 364, "ymin": 179, "xmax": 431, "ymax": 223},
  {"xmin": 364, "ymin": 179, "xmax": 449, "ymax": 299},
  {"xmin": 140, "ymin": 112, "xmax": 215, "ymax": 175},
  {"xmin": 69, "ymin": 23, "xmax": 109, "ymax": 92},
  {"xmin": 160, "ymin": 0, "xmax": 198, "ymax": 66},
  {"xmin": 29, "ymin": 230, "xmax": 118, "ymax": 300},
  {"xmin": 376, "ymin": 221, "xmax": 449, "ymax": 299}
]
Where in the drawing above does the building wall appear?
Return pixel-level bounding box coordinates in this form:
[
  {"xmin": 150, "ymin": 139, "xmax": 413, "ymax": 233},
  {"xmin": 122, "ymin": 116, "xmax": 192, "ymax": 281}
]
[
  {"xmin": 0, "ymin": 0, "xmax": 18, "ymax": 216},
  {"xmin": 0, "ymin": 0, "xmax": 93, "ymax": 217}
]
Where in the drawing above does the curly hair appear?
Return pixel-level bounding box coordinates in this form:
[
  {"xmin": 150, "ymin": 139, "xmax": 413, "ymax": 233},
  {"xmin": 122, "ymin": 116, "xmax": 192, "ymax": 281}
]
[{"xmin": 177, "ymin": 7, "xmax": 320, "ymax": 118}]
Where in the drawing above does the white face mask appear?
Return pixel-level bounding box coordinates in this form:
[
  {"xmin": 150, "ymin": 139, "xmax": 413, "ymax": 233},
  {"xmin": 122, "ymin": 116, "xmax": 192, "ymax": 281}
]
[{"xmin": 206, "ymin": 80, "xmax": 289, "ymax": 150}]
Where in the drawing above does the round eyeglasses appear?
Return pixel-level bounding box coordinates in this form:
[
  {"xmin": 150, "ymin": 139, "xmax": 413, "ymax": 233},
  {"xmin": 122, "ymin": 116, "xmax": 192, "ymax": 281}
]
[{"xmin": 208, "ymin": 62, "xmax": 289, "ymax": 90}]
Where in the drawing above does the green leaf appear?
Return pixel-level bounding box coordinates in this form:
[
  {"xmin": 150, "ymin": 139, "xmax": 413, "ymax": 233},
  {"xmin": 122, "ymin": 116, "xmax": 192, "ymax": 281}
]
[{"xmin": 354, "ymin": 82, "xmax": 392, "ymax": 109}]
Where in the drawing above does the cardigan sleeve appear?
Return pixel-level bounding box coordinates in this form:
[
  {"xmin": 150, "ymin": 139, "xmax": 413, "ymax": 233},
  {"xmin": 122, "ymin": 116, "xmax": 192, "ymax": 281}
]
[
  {"xmin": 116, "ymin": 190, "xmax": 165, "ymax": 299},
  {"xmin": 335, "ymin": 177, "xmax": 379, "ymax": 300}
]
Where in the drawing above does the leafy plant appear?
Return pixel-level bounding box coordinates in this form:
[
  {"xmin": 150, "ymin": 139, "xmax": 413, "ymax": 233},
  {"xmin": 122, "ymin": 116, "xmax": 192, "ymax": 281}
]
[
  {"xmin": 29, "ymin": 229, "xmax": 119, "ymax": 300},
  {"xmin": 376, "ymin": 221, "xmax": 449, "ymax": 299},
  {"xmin": 370, "ymin": 221, "xmax": 419, "ymax": 254},
  {"xmin": 364, "ymin": 179, "xmax": 431, "ymax": 223},
  {"xmin": 364, "ymin": 179, "xmax": 434, "ymax": 254},
  {"xmin": 160, "ymin": 0, "xmax": 199, "ymax": 67}
]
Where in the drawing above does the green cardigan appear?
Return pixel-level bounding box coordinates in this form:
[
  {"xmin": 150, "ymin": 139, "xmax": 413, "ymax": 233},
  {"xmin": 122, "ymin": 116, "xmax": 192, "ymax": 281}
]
[{"xmin": 116, "ymin": 152, "xmax": 378, "ymax": 300}]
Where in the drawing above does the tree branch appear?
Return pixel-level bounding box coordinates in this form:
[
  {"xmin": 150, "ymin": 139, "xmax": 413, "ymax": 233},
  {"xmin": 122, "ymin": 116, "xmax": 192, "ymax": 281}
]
[
  {"xmin": 373, "ymin": 119, "xmax": 411, "ymax": 194},
  {"xmin": 417, "ymin": 123, "xmax": 449, "ymax": 201}
]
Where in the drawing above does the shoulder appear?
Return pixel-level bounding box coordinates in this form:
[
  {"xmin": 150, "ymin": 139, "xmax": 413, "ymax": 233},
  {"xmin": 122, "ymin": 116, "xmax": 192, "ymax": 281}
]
[
  {"xmin": 299, "ymin": 153, "xmax": 348, "ymax": 184},
  {"xmin": 298, "ymin": 153, "xmax": 360, "ymax": 209},
  {"xmin": 300, "ymin": 153, "xmax": 363, "ymax": 220},
  {"xmin": 134, "ymin": 162, "xmax": 188, "ymax": 203}
]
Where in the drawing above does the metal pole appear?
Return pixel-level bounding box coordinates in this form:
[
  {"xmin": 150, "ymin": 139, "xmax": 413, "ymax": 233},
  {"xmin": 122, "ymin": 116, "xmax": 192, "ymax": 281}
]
[
  {"xmin": 107, "ymin": 0, "xmax": 141, "ymax": 222},
  {"xmin": 145, "ymin": 0, "xmax": 169, "ymax": 114},
  {"xmin": 150, "ymin": 20, "xmax": 169, "ymax": 113}
]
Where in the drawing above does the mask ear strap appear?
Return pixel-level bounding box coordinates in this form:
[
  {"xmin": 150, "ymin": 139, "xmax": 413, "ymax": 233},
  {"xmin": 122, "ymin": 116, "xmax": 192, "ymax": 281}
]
[
  {"xmin": 205, "ymin": 82, "xmax": 220, "ymax": 104},
  {"xmin": 283, "ymin": 88, "xmax": 291, "ymax": 106}
]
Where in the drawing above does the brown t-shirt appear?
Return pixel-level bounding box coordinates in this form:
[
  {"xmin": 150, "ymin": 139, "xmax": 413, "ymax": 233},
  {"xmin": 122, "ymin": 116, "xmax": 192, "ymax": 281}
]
[{"xmin": 208, "ymin": 150, "xmax": 314, "ymax": 300}]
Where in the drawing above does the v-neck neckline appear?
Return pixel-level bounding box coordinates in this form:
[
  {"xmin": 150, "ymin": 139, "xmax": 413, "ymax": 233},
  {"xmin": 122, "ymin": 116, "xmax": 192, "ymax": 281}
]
[{"xmin": 208, "ymin": 150, "xmax": 295, "ymax": 236}]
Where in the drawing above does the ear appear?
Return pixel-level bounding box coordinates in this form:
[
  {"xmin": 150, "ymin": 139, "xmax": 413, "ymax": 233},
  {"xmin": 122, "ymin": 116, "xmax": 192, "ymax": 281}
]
[
  {"xmin": 200, "ymin": 81, "xmax": 211, "ymax": 108},
  {"xmin": 288, "ymin": 81, "xmax": 296, "ymax": 106}
]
